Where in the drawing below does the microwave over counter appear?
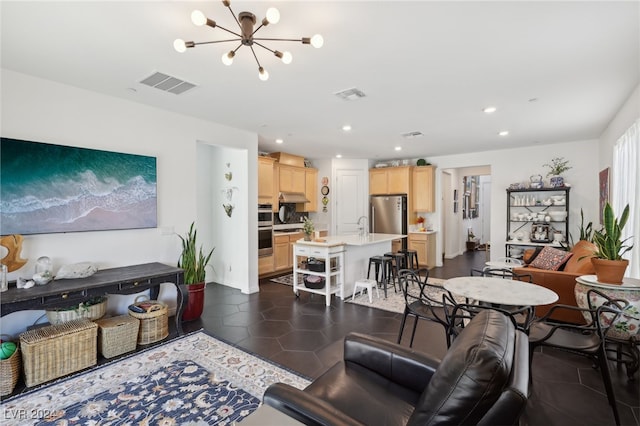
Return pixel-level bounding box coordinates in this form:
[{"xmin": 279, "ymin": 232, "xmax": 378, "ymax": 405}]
[{"xmin": 258, "ymin": 204, "xmax": 273, "ymax": 257}]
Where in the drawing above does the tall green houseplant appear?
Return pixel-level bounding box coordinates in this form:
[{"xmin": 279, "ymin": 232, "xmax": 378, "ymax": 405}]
[
  {"xmin": 590, "ymin": 203, "xmax": 633, "ymax": 284},
  {"xmin": 592, "ymin": 203, "xmax": 632, "ymax": 261},
  {"xmin": 178, "ymin": 222, "xmax": 215, "ymax": 285}
]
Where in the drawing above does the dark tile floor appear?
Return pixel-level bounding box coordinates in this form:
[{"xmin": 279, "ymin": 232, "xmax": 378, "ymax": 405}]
[{"xmin": 184, "ymin": 250, "xmax": 640, "ymax": 425}]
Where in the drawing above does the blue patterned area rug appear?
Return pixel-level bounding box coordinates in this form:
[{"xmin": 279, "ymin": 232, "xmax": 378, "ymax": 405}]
[{"xmin": 2, "ymin": 331, "xmax": 310, "ymax": 425}]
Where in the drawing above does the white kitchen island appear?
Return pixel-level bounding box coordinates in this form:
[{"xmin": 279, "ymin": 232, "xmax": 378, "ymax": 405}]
[{"xmin": 293, "ymin": 233, "xmax": 405, "ymax": 305}]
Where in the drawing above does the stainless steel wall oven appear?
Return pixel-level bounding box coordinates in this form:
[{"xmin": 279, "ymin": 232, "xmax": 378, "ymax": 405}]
[{"xmin": 258, "ymin": 204, "xmax": 273, "ymax": 257}]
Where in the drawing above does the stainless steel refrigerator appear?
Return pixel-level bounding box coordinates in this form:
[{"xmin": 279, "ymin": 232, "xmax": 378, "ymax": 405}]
[{"xmin": 370, "ymin": 194, "xmax": 408, "ymax": 248}]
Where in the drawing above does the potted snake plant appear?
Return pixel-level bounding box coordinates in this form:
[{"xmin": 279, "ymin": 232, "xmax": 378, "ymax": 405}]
[
  {"xmin": 590, "ymin": 203, "xmax": 633, "ymax": 284},
  {"xmin": 178, "ymin": 222, "xmax": 214, "ymax": 320}
]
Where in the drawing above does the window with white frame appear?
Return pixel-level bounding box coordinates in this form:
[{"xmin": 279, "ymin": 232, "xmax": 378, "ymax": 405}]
[{"xmin": 612, "ymin": 119, "xmax": 639, "ymax": 279}]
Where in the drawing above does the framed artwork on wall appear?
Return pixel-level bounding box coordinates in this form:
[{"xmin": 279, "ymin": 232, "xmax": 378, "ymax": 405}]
[
  {"xmin": 0, "ymin": 137, "xmax": 157, "ymax": 235},
  {"xmin": 599, "ymin": 167, "xmax": 609, "ymax": 224}
]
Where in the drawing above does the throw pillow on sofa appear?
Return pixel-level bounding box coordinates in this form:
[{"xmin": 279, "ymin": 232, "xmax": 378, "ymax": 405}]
[{"xmin": 529, "ymin": 246, "xmax": 573, "ymax": 271}]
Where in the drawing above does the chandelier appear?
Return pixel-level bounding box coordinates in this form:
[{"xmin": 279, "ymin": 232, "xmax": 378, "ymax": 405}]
[{"xmin": 173, "ymin": 1, "xmax": 323, "ymax": 81}]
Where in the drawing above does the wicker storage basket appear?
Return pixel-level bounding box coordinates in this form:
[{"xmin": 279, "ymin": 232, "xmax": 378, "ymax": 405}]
[
  {"xmin": 45, "ymin": 297, "xmax": 107, "ymax": 325},
  {"xmin": 128, "ymin": 297, "xmax": 168, "ymax": 345},
  {"xmin": 19, "ymin": 319, "xmax": 97, "ymax": 387},
  {"xmin": 95, "ymin": 315, "xmax": 140, "ymax": 358},
  {"xmin": 0, "ymin": 337, "xmax": 21, "ymax": 396}
]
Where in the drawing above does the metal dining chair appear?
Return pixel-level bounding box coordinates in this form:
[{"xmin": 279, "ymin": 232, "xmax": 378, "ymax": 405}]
[
  {"xmin": 466, "ymin": 267, "xmax": 535, "ymax": 331},
  {"xmin": 444, "ymin": 299, "xmax": 534, "ymax": 344},
  {"xmin": 396, "ymin": 268, "xmax": 455, "ymax": 348},
  {"xmin": 528, "ymin": 289, "xmax": 628, "ymax": 426},
  {"xmin": 471, "ymin": 267, "xmax": 533, "ymax": 282}
]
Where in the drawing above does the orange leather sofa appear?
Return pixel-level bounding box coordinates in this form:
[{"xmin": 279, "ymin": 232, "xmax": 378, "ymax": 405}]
[{"xmin": 513, "ymin": 240, "xmax": 597, "ymax": 324}]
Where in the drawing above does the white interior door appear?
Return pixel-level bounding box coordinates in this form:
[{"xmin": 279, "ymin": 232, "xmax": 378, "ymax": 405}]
[{"xmin": 335, "ymin": 169, "xmax": 365, "ymax": 235}]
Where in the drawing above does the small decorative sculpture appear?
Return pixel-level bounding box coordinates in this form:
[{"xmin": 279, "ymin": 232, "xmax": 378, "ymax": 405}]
[{"xmin": 0, "ymin": 234, "xmax": 28, "ymax": 272}]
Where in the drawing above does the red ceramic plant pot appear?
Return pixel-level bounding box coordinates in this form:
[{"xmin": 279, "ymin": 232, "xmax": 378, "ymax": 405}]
[{"xmin": 182, "ymin": 282, "xmax": 206, "ymax": 321}]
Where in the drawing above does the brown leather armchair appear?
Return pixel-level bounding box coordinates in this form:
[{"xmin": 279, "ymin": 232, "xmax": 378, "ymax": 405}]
[
  {"xmin": 263, "ymin": 310, "xmax": 529, "ymax": 426},
  {"xmin": 513, "ymin": 240, "xmax": 597, "ymax": 324}
]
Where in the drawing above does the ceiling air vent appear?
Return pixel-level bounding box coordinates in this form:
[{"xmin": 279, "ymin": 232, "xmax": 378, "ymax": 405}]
[
  {"xmin": 401, "ymin": 131, "xmax": 424, "ymax": 139},
  {"xmin": 140, "ymin": 72, "xmax": 196, "ymax": 95},
  {"xmin": 334, "ymin": 87, "xmax": 366, "ymax": 101}
]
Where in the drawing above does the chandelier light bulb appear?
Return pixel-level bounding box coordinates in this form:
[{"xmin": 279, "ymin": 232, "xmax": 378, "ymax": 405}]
[
  {"xmin": 259, "ymin": 67, "xmax": 269, "ymax": 81},
  {"xmin": 310, "ymin": 34, "xmax": 324, "ymax": 48},
  {"xmin": 281, "ymin": 51, "xmax": 293, "ymax": 64},
  {"xmin": 191, "ymin": 10, "xmax": 207, "ymax": 26},
  {"xmin": 265, "ymin": 8, "xmax": 280, "ymax": 24},
  {"xmin": 221, "ymin": 51, "xmax": 235, "ymax": 66},
  {"xmin": 173, "ymin": 39, "xmax": 187, "ymax": 53}
]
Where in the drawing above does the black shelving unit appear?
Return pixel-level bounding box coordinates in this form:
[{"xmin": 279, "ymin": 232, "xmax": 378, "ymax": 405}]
[{"xmin": 505, "ymin": 187, "xmax": 570, "ymax": 258}]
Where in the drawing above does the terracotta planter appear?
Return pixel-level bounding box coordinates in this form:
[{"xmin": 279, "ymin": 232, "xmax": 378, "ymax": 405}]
[
  {"xmin": 182, "ymin": 282, "xmax": 206, "ymax": 321},
  {"xmin": 591, "ymin": 258, "xmax": 629, "ymax": 284}
]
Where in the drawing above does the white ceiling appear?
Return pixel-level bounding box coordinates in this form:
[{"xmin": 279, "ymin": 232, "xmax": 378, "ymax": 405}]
[{"xmin": 1, "ymin": 1, "xmax": 638, "ymax": 161}]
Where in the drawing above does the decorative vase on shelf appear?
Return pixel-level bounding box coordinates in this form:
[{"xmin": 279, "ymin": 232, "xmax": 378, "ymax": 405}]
[
  {"xmin": 550, "ymin": 176, "xmax": 564, "ymax": 188},
  {"xmin": 304, "ymin": 233, "xmax": 312, "ymax": 241}
]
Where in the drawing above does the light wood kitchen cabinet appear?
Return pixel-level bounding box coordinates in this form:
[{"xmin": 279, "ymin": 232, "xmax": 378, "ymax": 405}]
[
  {"xmin": 278, "ymin": 164, "xmax": 305, "ymax": 193},
  {"xmin": 369, "ymin": 169, "xmax": 389, "ymax": 195},
  {"xmin": 273, "ymin": 232, "xmax": 305, "ymax": 271},
  {"xmin": 412, "ymin": 166, "xmax": 435, "ymax": 212},
  {"xmin": 258, "ymin": 156, "xmax": 275, "ymax": 203},
  {"xmin": 258, "ymin": 254, "xmax": 274, "ymax": 275},
  {"xmin": 408, "ymin": 232, "xmax": 436, "ymax": 269},
  {"xmin": 387, "ymin": 167, "xmax": 411, "ymax": 194},
  {"xmin": 369, "ymin": 166, "xmax": 412, "ymax": 195},
  {"xmin": 392, "ymin": 239, "xmax": 403, "ymax": 254},
  {"xmin": 302, "ymin": 168, "xmax": 318, "ymax": 212},
  {"xmin": 274, "ymin": 234, "xmax": 291, "ymax": 270}
]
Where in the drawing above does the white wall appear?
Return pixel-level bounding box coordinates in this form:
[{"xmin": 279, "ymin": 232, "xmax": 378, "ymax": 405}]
[
  {"xmin": 429, "ymin": 141, "xmax": 600, "ymax": 264},
  {"xmin": 1, "ymin": 70, "xmax": 258, "ymax": 336}
]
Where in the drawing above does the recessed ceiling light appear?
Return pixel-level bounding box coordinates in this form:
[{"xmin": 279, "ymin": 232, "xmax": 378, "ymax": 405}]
[
  {"xmin": 498, "ymin": 130, "xmax": 509, "ymax": 136},
  {"xmin": 342, "ymin": 125, "xmax": 352, "ymax": 132},
  {"xmin": 395, "ymin": 146, "xmax": 402, "ymax": 151},
  {"xmin": 483, "ymin": 106, "xmax": 497, "ymax": 113},
  {"xmin": 275, "ymin": 138, "xmax": 284, "ymax": 144},
  {"xmin": 336, "ymin": 154, "xmax": 342, "ymax": 158}
]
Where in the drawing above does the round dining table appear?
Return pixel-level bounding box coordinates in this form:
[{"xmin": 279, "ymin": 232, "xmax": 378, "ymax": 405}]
[{"xmin": 444, "ymin": 276, "xmax": 559, "ymax": 307}]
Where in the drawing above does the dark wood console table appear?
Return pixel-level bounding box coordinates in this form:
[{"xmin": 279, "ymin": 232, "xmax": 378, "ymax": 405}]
[{"xmin": 0, "ymin": 262, "xmax": 185, "ymax": 335}]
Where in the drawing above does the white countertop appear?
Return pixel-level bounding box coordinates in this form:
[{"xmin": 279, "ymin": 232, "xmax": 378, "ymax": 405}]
[
  {"xmin": 408, "ymin": 230, "xmax": 437, "ymax": 235},
  {"xmin": 294, "ymin": 233, "xmax": 405, "ymax": 247}
]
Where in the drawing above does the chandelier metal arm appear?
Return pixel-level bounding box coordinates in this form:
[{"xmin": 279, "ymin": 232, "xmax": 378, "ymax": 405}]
[
  {"xmin": 227, "ymin": 5, "xmax": 242, "ymax": 31},
  {"xmin": 249, "ymin": 45, "xmax": 262, "ymax": 68},
  {"xmin": 212, "ymin": 23, "xmax": 242, "ymax": 39},
  {"xmin": 253, "ymin": 37, "xmax": 306, "ymax": 43},
  {"xmin": 252, "ymin": 40, "xmax": 276, "ymax": 54},
  {"xmin": 193, "ymin": 38, "xmax": 241, "ymax": 46}
]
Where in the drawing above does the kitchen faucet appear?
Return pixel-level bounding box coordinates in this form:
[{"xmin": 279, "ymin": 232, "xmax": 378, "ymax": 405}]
[{"xmin": 357, "ymin": 216, "xmax": 369, "ymax": 237}]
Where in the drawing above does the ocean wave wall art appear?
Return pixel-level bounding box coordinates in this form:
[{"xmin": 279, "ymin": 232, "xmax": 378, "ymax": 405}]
[{"xmin": 0, "ymin": 138, "xmax": 157, "ymax": 235}]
